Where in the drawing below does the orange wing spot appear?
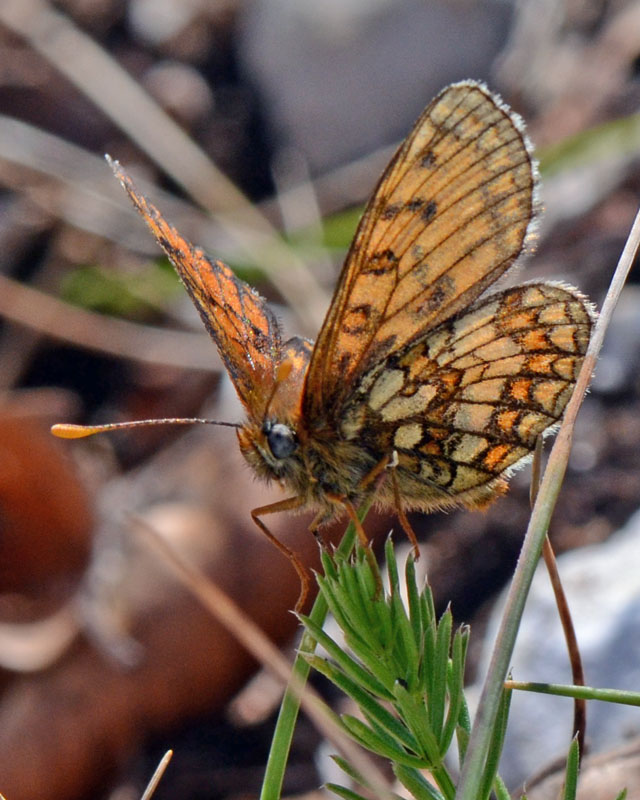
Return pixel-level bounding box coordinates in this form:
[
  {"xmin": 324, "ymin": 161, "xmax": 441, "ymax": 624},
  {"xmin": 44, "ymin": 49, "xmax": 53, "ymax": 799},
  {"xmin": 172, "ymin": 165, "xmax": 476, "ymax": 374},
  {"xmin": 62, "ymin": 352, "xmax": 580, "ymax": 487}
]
[
  {"xmin": 423, "ymin": 440, "xmax": 443, "ymax": 456},
  {"xmin": 426, "ymin": 426, "xmax": 449, "ymax": 442},
  {"xmin": 496, "ymin": 409, "xmax": 519, "ymax": 434},
  {"xmin": 521, "ymin": 329, "xmax": 549, "ymax": 350},
  {"xmin": 501, "ymin": 310, "xmax": 537, "ymax": 332},
  {"xmin": 511, "ymin": 378, "xmax": 532, "ymax": 403},
  {"xmin": 483, "ymin": 444, "xmax": 512, "ymax": 471},
  {"xmin": 440, "ymin": 370, "xmax": 460, "ymax": 392},
  {"xmin": 404, "ymin": 351, "xmax": 434, "ymax": 382},
  {"xmin": 527, "ymin": 353, "xmax": 556, "ymax": 374}
]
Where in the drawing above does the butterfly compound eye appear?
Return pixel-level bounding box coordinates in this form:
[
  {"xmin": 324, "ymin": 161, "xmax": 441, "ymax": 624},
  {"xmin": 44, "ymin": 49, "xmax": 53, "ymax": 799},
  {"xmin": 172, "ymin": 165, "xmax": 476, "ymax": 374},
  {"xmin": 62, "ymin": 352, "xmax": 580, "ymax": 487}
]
[{"xmin": 266, "ymin": 423, "xmax": 297, "ymax": 459}]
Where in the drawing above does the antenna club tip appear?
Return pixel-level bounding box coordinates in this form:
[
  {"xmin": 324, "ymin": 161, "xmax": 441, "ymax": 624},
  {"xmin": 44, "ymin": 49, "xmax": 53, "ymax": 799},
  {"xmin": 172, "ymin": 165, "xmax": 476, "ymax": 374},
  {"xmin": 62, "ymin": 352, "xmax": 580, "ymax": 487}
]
[{"xmin": 51, "ymin": 423, "xmax": 95, "ymax": 439}]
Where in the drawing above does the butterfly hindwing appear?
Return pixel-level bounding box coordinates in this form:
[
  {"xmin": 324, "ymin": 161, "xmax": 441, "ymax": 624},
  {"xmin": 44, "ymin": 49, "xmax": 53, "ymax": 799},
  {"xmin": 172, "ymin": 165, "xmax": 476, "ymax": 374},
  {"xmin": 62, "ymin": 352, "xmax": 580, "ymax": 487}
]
[{"xmin": 338, "ymin": 282, "xmax": 592, "ymax": 509}]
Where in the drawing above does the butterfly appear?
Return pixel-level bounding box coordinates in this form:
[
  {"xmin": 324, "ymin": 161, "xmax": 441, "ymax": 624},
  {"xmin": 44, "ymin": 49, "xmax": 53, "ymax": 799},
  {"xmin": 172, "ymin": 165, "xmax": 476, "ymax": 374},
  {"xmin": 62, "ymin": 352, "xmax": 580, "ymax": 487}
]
[{"xmin": 55, "ymin": 81, "xmax": 594, "ymax": 605}]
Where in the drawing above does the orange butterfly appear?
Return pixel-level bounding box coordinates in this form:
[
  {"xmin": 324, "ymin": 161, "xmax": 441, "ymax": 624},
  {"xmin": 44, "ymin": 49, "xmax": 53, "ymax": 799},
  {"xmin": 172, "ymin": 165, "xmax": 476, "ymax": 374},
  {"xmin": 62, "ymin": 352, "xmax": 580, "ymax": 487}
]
[{"xmin": 55, "ymin": 81, "xmax": 593, "ymax": 604}]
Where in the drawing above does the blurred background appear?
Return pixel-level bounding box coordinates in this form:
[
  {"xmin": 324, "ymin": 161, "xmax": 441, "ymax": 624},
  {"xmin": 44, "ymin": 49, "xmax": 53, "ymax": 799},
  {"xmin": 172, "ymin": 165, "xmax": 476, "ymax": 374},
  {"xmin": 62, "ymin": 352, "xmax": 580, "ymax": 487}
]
[{"xmin": 1, "ymin": 0, "xmax": 640, "ymax": 798}]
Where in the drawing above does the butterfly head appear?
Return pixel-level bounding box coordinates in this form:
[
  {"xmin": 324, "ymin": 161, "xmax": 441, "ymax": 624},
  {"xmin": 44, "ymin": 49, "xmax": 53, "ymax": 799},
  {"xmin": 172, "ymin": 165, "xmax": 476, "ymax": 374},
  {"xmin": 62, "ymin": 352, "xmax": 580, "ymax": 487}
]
[
  {"xmin": 264, "ymin": 421, "xmax": 297, "ymax": 459},
  {"xmin": 237, "ymin": 336, "xmax": 314, "ymax": 487},
  {"xmin": 237, "ymin": 417, "xmax": 302, "ymax": 482}
]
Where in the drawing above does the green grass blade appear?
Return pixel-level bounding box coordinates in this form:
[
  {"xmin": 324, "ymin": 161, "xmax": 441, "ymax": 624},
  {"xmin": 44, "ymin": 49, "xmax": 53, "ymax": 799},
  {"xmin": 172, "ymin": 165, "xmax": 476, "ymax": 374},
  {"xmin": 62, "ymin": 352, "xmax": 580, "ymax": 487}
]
[
  {"xmin": 429, "ymin": 609, "xmax": 452, "ymax": 740},
  {"xmin": 492, "ymin": 774, "xmax": 511, "ymax": 800},
  {"xmin": 561, "ymin": 738, "xmax": 580, "ymax": 800},
  {"xmin": 394, "ymin": 764, "xmax": 447, "ymax": 800},
  {"xmin": 326, "ymin": 784, "xmax": 374, "ymax": 800},
  {"xmin": 299, "ymin": 616, "xmax": 393, "ymax": 699},
  {"xmin": 480, "ymin": 686, "xmax": 512, "ymax": 800},
  {"xmin": 507, "ymin": 681, "xmax": 640, "ymax": 706},
  {"xmin": 260, "ymin": 502, "xmax": 371, "ymax": 800},
  {"xmin": 341, "ymin": 714, "xmax": 429, "ymax": 768}
]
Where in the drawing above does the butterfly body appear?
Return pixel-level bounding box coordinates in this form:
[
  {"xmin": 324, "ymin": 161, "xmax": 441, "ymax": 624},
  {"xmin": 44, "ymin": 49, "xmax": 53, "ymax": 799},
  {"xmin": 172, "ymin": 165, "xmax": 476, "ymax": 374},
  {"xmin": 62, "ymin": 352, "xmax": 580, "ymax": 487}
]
[
  {"xmin": 237, "ymin": 283, "xmax": 591, "ymax": 522},
  {"xmin": 107, "ymin": 80, "xmax": 594, "ymax": 580},
  {"xmin": 235, "ymin": 340, "xmax": 374, "ymax": 512}
]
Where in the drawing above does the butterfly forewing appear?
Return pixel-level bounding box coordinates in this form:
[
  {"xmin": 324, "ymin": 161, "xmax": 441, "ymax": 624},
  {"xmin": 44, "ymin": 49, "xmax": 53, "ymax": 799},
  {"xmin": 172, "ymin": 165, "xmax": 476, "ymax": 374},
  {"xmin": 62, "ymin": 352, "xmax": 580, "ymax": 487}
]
[
  {"xmin": 304, "ymin": 81, "xmax": 537, "ymax": 422},
  {"xmin": 109, "ymin": 158, "xmax": 283, "ymax": 421}
]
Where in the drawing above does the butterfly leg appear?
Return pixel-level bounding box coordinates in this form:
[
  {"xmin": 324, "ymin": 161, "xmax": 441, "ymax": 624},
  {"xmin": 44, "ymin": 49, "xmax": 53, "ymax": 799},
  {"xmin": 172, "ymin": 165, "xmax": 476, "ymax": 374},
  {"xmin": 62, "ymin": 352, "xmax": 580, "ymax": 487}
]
[
  {"xmin": 357, "ymin": 452, "xmax": 421, "ymax": 560},
  {"xmin": 357, "ymin": 452, "xmax": 394, "ymax": 490},
  {"xmin": 308, "ymin": 509, "xmax": 332, "ymax": 548},
  {"xmin": 325, "ymin": 495, "xmax": 383, "ymax": 598},
  {"xmin": 324, "ymin": 495, "xmax": 370, "ymax": 549},
  {"xmin": 389, "ymin": 460, "xmax": 421, "ymax": 560},
  {"xmin": 251, "ymin": 495, "xmax": 310, "ymax": 611}
]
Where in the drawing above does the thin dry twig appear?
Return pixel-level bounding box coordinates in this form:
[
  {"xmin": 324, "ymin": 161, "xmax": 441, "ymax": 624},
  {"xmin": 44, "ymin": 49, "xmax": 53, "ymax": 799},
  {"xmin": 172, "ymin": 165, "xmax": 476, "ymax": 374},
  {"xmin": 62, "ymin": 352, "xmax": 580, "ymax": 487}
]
[
  {"xmin": 140, "ymin": 750, "xmax": 173, "ymax": 800},
  {"xmin": 530, "ymin": 439, "xmax": 587, "ymax": 765},
  {"xmin": 541, "ymin": 537, "xmax": 587, "ymax": 761},
  {"xmin": 0, "ymin": 273, "xmax": 218, "ymax": 370},
  {"xmin": 131, "ymin": 515, "xmax": 398, "ymax": 800},
  {"xmin": 0, "ymin": 0, "xmax": 328, "ymax": 331}
]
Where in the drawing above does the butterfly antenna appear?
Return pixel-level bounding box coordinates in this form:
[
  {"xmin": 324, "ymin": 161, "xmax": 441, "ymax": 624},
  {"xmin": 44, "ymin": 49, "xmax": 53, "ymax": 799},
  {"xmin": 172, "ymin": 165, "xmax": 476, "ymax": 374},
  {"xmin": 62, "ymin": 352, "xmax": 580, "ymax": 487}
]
[{"xmin": 51, "ymin": 418, "xmax": 240, "ymax": 439}]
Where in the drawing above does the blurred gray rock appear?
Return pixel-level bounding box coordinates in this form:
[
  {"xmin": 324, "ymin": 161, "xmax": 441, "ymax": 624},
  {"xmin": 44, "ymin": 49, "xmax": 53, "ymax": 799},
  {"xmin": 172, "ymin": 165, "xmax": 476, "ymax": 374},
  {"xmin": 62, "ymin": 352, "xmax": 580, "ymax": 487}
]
[
  {"xmin": 474, "ymin": 508, "xmax": 640, "ymax": 788},
  {"xmin": 591, "ymin": 285, "xmax": 640, "ymax": 395},
  {"xmin": 238, "ymin": 0, "xmax": 512, "ymax": 173}
]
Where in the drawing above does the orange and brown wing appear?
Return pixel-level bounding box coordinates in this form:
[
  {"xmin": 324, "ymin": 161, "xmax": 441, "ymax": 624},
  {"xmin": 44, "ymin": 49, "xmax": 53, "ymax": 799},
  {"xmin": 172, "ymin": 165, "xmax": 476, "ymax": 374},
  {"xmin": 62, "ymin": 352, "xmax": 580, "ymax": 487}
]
[
  {"xmin": 109, "ymin": 158, "xmax": 282, "ymax": 421},
  {"xmin": 304, "ymin": 81, "xmax": 537, "ymax": 422}
]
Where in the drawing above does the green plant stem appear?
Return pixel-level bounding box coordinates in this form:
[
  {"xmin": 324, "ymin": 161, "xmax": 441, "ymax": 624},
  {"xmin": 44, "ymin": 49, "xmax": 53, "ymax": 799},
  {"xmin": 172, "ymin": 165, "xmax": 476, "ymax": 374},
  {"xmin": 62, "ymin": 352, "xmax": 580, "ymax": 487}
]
[
  {"xmin": 260, "ymin": 502, "xmax": 371, "ymax": 800},
  {"xmin": 455, "ymin": 478, "xmax": 559, "ymax": 799},
  {"xmin": 506, "ymin": 682, "xmax": 640, "ymax": 706},
  {"xmin": 260, "ymin": 600, "xmax": 329, "ymax": 800},
  {"xmin": 455, "ymin": 206, "xmax": 640, "ymax": 800}
]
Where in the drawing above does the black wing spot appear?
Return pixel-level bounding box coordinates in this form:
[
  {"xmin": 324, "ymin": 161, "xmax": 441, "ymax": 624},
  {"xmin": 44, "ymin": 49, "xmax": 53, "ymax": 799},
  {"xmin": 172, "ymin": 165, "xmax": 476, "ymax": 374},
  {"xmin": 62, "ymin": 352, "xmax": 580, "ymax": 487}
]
[
  {"xmin": 381, "ymin": 203, "xmax": 402, "ymax": 220},
  {"xmin": 417, "ymin": 284, "xmax": 447, "ymax": 314},
  {"xmin": 421, "ymin": 200, "xmax": 437, "ymax": 222},
  {"xmin": 406, "ymin": 198, "xmax": 425, "ymax": 212},
  {"xmin": 363, "ymin": 249, "xmax": 400, "ymax": 275},
  {"xmin": 342, "ymin": 303, "xmax": 372, "ymax": 335},
  {"xmin": 420, "ymin": 150, "xmax": 436, "ymax": 168}
]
